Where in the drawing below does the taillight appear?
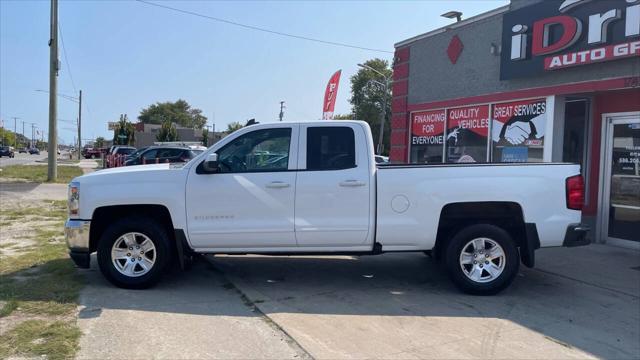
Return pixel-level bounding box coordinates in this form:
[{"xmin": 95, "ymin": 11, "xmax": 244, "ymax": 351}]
[{"xmin": 566, "ymin": 175, "xmax": 584, "ymax": 210}]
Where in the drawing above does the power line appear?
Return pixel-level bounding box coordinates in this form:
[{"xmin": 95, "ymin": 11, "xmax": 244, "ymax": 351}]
[
  {"xmin": 58, "ymin": 21, "xmax": 77, "ymax": 93},
  {"xmin": 135, "ymin": 0, "xmax": 393, "ymax": 54}
]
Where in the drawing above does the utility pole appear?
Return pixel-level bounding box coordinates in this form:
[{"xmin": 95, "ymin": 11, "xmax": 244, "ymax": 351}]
[
  {"xmin": 77, "ymin": 89, "xmax": 82, "ymax": 159},
  {"xmin": 31, "ymin": 124, "xmax": 36, "ymax": 148},
  {"xmin": 12, "ymin": 117, "xmax": 19, "ymax": 148},
  {"xmin": 21, "ymin": 121, "xmax": 25, "ymax": 148},
  {"xmin": 47, "ymin": 0, "xmax": 59, "ymax": 181},
  {"xmin": 279, "ymin": 101, "xmax": 285, "ymax": 122}
]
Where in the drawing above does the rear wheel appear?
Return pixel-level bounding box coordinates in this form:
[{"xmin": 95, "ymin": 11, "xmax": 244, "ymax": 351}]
[
  {"xmin": 445, "ymin": 224, "xmax": 519, "ymax": 295},
  {"xmin": 97, "ymin": 217, "xmax": 171, "ymax": 289}
]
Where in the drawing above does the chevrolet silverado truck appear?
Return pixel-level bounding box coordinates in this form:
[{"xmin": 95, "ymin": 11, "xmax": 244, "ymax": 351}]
[{"xmin": 65, "ymin": 121, "xmax": 589, "ymax": 294}]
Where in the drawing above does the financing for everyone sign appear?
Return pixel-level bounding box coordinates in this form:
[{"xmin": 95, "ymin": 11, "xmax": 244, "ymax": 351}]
[
  {"xmin": 410, "ymin": 109, "xmax": 446, "ymax": 163},
  {"xmin": 500, "ymin": 0, "xmax": 640, "ymax": 79}
]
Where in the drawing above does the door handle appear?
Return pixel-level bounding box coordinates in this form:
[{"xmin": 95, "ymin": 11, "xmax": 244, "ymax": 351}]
[
  {"xmin": 339, "ymin": 180, "xmax": 366, "ymax": 187},
  {"xmin": 266, "ymin": 181, "xmax": 290, "ymax": 189}
]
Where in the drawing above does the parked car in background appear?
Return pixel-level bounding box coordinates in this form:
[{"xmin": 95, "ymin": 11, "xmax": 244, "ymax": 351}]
[
  {"xmin": 125, "ymin": 146, "xmax": 149, "ymax": 161},
  {"xmin": 106, "ymin": 146, "xmax": 136, "ymax": 167},
  {"xmin": 83, "ymin": 147, "xmax": 103, "ymax": 159},
  {"xmin": 188, "ymin": 144, "xmax": 207, "ymax": 151},
  {"xmin": 0, "ymin": 146, "xmax": 15, "ymax": 158},
  {"xmin": 18, "ymin": 147, "xmax": 28, "ymax": 153},
  {"xmin": 28, "ymin": 147, "xmax": 40, "ymax": 155},
  {"xmin": 124, "ymin": 146, "xmax": 202, "ymax": 166}
]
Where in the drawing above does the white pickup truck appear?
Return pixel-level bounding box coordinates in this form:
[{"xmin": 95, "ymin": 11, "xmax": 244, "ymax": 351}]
[{"xmin": 65, "ymin": 121, "xmax": 589, "ymax": 294}]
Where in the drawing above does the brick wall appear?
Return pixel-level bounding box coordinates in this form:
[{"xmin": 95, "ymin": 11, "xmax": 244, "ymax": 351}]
[{"xmin": 389, "ymin": 47, "xmax": 410, "ymax": 163}]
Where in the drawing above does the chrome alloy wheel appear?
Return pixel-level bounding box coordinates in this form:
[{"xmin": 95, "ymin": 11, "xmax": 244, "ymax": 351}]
[
  {"xmin": 459, "ymin": 237, "xmax": 505, "ymax": 283},
  {"xmin": 111, "ymin": 232, "xmax": 156, "ymax": 277}
]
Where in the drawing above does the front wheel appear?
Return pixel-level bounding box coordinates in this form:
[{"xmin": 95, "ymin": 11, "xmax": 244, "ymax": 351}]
[
  {"xmin": 97, "ymin": 217, "xmax": 172, "ymax": 289},
  {"xmin": 445, "ymin": 224, "xmax": 519, "ymax": 295}
]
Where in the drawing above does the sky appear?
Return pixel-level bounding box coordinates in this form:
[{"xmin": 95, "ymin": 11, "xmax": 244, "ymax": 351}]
[{"xmin": 0, "ymin": 0, "xmax": 507, "ymax": 145}]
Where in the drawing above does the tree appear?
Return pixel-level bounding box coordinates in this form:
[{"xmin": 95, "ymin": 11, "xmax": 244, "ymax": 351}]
[
  {"xmin": 94, "ymin": 136, "xmax": 105, "ymax": 148},
  {"xmin": 112, "ymin": 114, "xmax": 135, "ymax": 146},
  {"xmin": 138, "ymin": 99, "xmax": 207, "ymax": 129},
  {"xmin": 156, "ymin": 120, "xmax": 179, "ymax": 142},
  {"xmin": 226, "ymin": 121, "xmax": 243, "ymax": 133},
  {"xmin": 333, "ymin": 113, "xmax": 355, "ymax": 120},
  {"xmin": 349, "ymin": 58, "xmax": 392, "ymax": 155},
  {"xmin": 202, "ymin": 128, "xmax": 209, "ymax": 146},
  {"xmin": 0, "ymin": 128, "xmax": 16, "ymax": 147}
]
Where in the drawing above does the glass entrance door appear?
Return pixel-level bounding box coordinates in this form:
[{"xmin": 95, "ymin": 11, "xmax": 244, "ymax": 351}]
[{"xmin": 601, "ymin": 115, "xmax": 640, "ymax": 244}]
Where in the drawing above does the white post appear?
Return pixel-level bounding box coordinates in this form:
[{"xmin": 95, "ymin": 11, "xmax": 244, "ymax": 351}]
[
  {"xmin": 543, "ymin": 95, "xmax": 558, "ymax": 162},
  {"xmin": 551, "ymin": 95, "xmax": 566, "ymax": 162}
]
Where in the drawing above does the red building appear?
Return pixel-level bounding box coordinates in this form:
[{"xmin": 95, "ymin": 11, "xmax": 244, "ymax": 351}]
[{"xmin": 390, "ymin": 0, "xmax": 639, "ymax": 247}]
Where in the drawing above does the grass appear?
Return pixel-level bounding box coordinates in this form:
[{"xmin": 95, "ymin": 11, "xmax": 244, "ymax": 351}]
[
  {"xmin": 0, "ymin": 200, "xmax": 83, "ymax": 359},
  {"xmin": 0, "ymin": 320, "xmax": 81, "ymax": 360},
  {"xmin": 0, "ymin": 165, "xmax": 83, "ymax": 183},
  {"xmin": 1, "ymin": 200, "xmax": 68, "ymax": 221}
]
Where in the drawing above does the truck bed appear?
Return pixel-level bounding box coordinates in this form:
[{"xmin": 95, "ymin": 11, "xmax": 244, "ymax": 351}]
[{"xmin": 375, "ymin": 162, "xmax": 582, "ymax": 251}]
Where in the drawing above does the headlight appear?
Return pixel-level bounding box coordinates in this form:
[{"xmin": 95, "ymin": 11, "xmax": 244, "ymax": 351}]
[{"xmin": 68, "ymin": 182, "xmax": 80, "ymax": 216}]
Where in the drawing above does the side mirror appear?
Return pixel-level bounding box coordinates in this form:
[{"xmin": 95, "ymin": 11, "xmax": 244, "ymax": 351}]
[{"xmin": 203, "ymin": 153, "xmax": 219, "ymax": 173}]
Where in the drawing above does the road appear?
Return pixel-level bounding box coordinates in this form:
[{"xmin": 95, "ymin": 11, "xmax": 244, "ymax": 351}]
[
  {"xmin": 0, "ymin": 151, "xmax": 77, "ymax": 168},
  {"xmin": 0, "ymin": 151, "xmax": 48, "ymax": 167}
]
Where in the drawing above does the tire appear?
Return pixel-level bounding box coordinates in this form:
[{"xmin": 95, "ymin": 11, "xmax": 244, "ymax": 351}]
[
  {"xmin": 97, "ymin": 217, "xmax": 172, "ymax": 289},
  {"xmin": 444, "ymin": 224, "xmax": 519, "ymax": 295}
]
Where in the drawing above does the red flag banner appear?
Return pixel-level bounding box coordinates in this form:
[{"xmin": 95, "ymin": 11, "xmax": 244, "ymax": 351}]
[{"xmin": 322, "ymin": 70, "xmax": 341, "ymax": 120}]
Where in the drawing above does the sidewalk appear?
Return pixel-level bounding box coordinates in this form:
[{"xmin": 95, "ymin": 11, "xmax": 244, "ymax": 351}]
[
  {"xmin": 76, "ymin": 257, "xmax": 308, "ymax": 359},
  {"xmin": 209, "ymin": 244, "xmax": 640, "ymax": 359}
]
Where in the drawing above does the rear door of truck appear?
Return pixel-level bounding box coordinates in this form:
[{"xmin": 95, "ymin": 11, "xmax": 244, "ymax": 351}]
[{"xmin": 294, "ymin": 123, "xmax": 374, "ymax": 247}]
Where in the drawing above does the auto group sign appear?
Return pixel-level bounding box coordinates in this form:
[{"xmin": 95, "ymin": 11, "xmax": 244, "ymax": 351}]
[{"xmin": 500, "ymin": 0, "xmax": 640, "ymax": 79}]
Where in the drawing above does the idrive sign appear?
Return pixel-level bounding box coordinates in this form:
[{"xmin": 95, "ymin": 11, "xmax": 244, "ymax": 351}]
[{"xmin": 500, "ymin": 0, "xmax": 640, "ymax": 79}]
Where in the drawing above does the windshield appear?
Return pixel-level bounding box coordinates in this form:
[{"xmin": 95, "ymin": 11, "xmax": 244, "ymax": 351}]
[
  {"xmin": 118, "ymin": 148, "xmax": 136, "ymax": 155},
  {"xmin": 129, "ymin": 147, "xmax": 148, "ymax": 157}
]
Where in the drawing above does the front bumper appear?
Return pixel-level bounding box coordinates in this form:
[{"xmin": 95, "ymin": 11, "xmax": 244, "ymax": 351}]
[
  {"xmin": 563, "ymin": 223, "xmax": 591, "ymax": 247},
  {"xmin": 65, "ymin": 219, "xmax": 91, "ymax": 268}
]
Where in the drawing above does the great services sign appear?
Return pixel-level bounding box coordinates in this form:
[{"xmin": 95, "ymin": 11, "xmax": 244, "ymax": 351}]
[{"xmin": 500, "ymin": 0, "xmax": 640, "ymax": 79}]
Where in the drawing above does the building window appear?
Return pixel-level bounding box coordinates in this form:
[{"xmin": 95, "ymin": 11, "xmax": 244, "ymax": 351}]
[
  {"xmin": 563, "ymin": 99, "xmax": 589, "ymax": 171},
  {"xmin": 410, "ymin": 110, "xmax": 445, "ymax": 163},
  {"xmin": 491, "ymin": 99, "xmax": 546, "ymax": 162},
  {"xmin": 445, "ymin": 105, "xmax": 490, "ymax": 163}
]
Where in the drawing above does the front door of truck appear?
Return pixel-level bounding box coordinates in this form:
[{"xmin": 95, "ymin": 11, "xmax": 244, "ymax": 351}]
[
  {"xmin": 295, "ymin": 124, "xmax": 372, "ymax": 247},
  {"xmin": 186, "ymin": 125, "xmax": 298, "ymax": 249}
]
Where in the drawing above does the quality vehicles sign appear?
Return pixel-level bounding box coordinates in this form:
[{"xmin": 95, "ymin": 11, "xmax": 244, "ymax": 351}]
[
  {"xmin": 445, "ymin": 105, "xmax": 490, "ymax": 163},
  {"xmin": 500, "ymin": 0, "xmax": 640, "ymax": 79}
]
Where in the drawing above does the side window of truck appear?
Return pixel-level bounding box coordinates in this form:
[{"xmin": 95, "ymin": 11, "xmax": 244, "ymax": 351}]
[
  {"xmin": 217, "ymin": 128, "xmax": 292, "ymax": 173},
  {"xmin": 306, "ymin": 127, "xmax": 356, "ymax": 170}
]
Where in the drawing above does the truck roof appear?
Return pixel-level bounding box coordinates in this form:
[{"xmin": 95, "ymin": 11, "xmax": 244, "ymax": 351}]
[{"xmin": 244, "ymin": 120, "xmax": 369, "ymax": 128}]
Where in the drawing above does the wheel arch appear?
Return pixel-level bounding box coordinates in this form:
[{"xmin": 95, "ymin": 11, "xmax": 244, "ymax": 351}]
[
  {"xmin": 89, "ymin": 204, "xmax": 176, "ymax": 253},
  {"xmin": 433, "ymin": 201, "xmax": 539, "ymax": 267}
]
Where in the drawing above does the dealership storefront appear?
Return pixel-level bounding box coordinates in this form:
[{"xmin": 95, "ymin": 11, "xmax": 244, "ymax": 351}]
[{"xmin": 390, "ymin": 0, "xmax": 639, "ymax": 246}]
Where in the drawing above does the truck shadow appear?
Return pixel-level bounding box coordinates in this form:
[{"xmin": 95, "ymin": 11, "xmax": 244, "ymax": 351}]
[{"xmin": 10, "ymin": 252, "xmax": 636, "ymax": 359}]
